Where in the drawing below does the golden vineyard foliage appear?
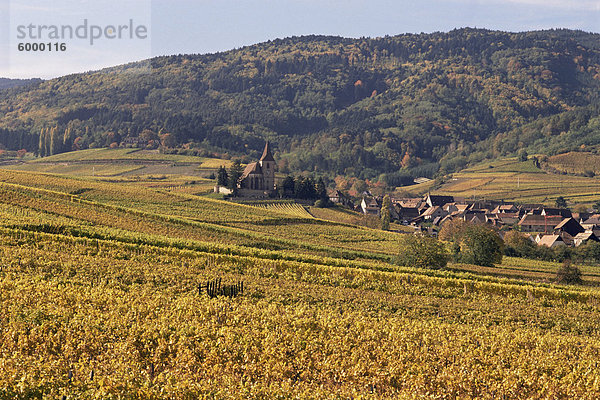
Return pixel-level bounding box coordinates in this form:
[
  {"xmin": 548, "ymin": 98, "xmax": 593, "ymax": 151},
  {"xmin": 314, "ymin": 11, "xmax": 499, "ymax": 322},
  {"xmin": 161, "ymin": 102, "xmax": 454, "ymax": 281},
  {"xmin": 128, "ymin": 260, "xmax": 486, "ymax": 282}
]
[{"xmin": 0, "ymin": 169, "xmax": 600, "ymax": 398}]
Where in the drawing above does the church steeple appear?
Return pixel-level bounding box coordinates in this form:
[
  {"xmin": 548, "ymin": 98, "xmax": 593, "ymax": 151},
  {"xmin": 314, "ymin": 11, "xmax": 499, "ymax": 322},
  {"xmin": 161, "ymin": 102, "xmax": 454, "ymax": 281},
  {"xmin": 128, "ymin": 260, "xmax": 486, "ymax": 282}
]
[
  {"xmin": 258, "ymin": 141, "xmax": 275, "ymax": 192},
  {"xmin": 259, "ymin": 141, "xmax": 275, "ymax": 162}
]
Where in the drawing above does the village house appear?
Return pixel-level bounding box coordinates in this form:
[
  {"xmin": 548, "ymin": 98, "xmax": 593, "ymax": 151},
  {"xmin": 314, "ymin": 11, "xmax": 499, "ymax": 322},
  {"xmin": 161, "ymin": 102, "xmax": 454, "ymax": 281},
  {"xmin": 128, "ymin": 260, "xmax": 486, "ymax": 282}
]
[
  {"xmin": 422, "ymin": 205, "xmax": 448, "ymax": 220},
  {"xmin": 553, "ymin": 217, "xmax": 585, "ymax": 238},
  {"xmin": 541, "ymin": 207, "xmax": 572, "ymax": 218},
  {"xmin": 581, "ymin": 215, "xmax": 600, "ymax": 230},
  {"xmin": 394, "ymin": 204, "xmax": 421, "ymax": 223},
  {"xmin": 361, "ymin": 197, "xmax": 381, "ymax": 215},
  {"xmin": 537, "ymin": 234, "xmax": 566, "ymax": 248},
  {"xmin": 491, "ymin": 204, "xmax": 518, "ymax": 214},
  {"xmin": 517, "ymin": 215, "xmax": 564, "ymax": 233},
  {"xmin": 328, "ymin": 190, "xmax": 353, "ymax": 208},
  {"xmin": 425, "ymin": 194, "xmax": 455, "ymax": 208},
  {"xmin": 394, "ymin": 198, "xmax": 424, "ymax": 209},
  {"xmin": 574, "ymin": 231, "xmax": 600, "ymax": 247}
]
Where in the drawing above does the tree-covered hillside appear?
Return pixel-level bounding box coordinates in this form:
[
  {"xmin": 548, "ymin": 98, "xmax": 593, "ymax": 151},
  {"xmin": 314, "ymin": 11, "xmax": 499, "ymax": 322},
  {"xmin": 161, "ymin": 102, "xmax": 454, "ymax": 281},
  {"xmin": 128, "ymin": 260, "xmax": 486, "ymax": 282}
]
[
  {"xmin": 0, "ymin": 78, "xmax": 42, "ymax": 90},
  {"xmin": 1, "ymin": 28, "xmax": 599, "ymax": 182}
]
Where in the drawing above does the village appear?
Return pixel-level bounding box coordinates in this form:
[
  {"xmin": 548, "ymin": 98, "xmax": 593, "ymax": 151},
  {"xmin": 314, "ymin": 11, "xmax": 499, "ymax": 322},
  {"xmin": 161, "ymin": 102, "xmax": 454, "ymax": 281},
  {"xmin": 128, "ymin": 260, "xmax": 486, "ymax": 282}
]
[
  {"xmin": 353, "ymin": 192, "xmax": 600, "ymax": 249},
  {"xmin": 213, "ymin": 142, "xmax": 599, "ymax": 249}
]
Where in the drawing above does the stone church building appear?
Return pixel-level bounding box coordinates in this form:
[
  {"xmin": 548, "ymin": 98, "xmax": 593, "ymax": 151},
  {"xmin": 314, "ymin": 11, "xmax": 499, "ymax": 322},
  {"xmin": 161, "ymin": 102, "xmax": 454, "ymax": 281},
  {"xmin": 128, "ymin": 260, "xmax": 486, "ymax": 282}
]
[{"xmin": 237, "ymin": 142, "xmax": 276, "ymax": 197}]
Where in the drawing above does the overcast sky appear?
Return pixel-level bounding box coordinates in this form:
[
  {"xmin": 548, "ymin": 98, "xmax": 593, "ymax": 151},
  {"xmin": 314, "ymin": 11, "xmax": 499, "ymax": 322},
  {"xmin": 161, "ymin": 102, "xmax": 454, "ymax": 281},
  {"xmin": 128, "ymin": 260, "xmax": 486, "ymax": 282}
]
[{"xmin": 1, "ymin": 0, "xmax": 599, "ymax": 79}]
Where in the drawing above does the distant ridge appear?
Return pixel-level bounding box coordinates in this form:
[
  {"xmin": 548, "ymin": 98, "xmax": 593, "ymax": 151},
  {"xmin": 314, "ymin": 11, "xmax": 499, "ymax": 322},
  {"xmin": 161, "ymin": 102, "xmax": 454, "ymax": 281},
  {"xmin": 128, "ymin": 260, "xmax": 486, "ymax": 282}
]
[
  {"xmin": 0, "ymin": 78, "xmax": 42, "ymax": 90},
  {"xmin": 0, "ymin": 29, "xmax": 599, "ymax": 182}
]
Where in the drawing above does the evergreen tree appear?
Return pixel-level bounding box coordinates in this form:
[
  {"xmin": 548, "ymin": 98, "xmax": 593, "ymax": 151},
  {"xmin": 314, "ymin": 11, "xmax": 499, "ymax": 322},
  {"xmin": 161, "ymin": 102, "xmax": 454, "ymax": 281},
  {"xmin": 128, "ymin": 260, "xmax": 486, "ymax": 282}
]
[
  {"xmin": 555, "ymin": 196, "xmax": 567, "ymax": 209},
  {"xmin": 228, "ymin": 160, "xmax": 243, "ymax": 195},
  {"xmin": 316, "ymin": 178, "xmax": 329, "ymax": 204},
  {"xmin": 294, "ymin": 176, "xmax": 317, "ymax": 199},
  {"xmin": 38, "ymin": 128, "xmax": 44, "ymax": 157},
  {"xmin": 381, "ymin": 195, "xmax": 391, "ymax": 230},
  {"xmin": 49, "ymin": 126, "xmax": 58, "ymax": 156},
  {"xmin": 278, "ymin": 175, "xmax": 295, "ymax": 198},
  {"xmin": 44, "ymin": 127, "xmax": 51, "ymax": 157},
  {"xmin": 217, "ymin": 166, "xmax": 229, "ymax": 186}
]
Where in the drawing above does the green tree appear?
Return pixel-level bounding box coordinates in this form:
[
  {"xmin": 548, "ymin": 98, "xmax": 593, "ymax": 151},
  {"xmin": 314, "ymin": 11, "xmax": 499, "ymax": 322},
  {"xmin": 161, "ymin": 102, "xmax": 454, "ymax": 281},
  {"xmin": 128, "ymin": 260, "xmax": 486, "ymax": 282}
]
[
  {"xmin": 216, "ymin": 166, "xmax": 228, "ymax": 186},
  {"xmin": 314, "ymin": 178, "xmax": 330, "ymax": 207},
  {"xmin": 555, "ymin": 196, "xmax": 567, "ymax": 209},
  {"xmin": 576, "ymin": 241, "xmax": 600, "ymax": 263},
  {"xmin": 228, "ymin": 159, "xmax": 243, "ymax": 195},
  {"xmin": 38, "ymin": 128, "xmax": 45, "ymax": 157},
  {"xmin": 380, "ymin": 195, "xmax": 391, "ymax": 230},
  {"xmin": 278, "ymin": 176, "xmax": 295, "ymax": 198},
  {"xmin": 294, "ymin": 176, "xmax": 316, "ymax": 199},
  {"xmin": 503, "ymin": 230, "xmax": 536, "ymax": 257},
  {"xmin": 457, "ymin": 224, "xmax": 504, "ymax": 267},
  {"xmin": 394, "ymin": 234, "xmax": 448, "ymax": 270}
]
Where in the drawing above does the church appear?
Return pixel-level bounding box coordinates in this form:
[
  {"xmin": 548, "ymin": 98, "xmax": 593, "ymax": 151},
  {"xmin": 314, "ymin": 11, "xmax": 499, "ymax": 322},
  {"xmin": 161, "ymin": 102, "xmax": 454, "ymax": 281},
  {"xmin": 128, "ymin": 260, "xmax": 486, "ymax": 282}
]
[{"xmin": 237, "ymin": 142, "xmax": 276, "ymax": 197}]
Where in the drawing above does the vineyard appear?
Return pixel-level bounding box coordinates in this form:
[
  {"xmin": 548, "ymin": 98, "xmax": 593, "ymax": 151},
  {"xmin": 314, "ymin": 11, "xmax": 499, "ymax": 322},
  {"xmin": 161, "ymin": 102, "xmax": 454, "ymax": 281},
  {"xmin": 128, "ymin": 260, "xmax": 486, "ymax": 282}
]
[
  {"xmin": 246, "ymin": 201, "xmax": 315, "ymax": 219},
  {"xmin": 426, "ymin": 157, "xmax": 600, "ymax": 206},
  {"xmin": 6, "ymin": 148, "xmax": 233, "ymax": 180},
  {"xmin": 1, "ymin": 168, "xmax": 600, "ymax": 398}
]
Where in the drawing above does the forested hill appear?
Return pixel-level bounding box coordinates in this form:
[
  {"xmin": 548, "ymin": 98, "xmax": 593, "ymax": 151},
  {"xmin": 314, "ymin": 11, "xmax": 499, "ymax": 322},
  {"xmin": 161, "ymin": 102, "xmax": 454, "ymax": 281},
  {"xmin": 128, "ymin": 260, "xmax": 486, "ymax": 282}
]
[
  {"xmin": 1, "ymin": 28, "xmax": 600, "ymax": 183},
  {"xmin": 0, "ymin": 78, "xmax": 42, "ymax": 89}
]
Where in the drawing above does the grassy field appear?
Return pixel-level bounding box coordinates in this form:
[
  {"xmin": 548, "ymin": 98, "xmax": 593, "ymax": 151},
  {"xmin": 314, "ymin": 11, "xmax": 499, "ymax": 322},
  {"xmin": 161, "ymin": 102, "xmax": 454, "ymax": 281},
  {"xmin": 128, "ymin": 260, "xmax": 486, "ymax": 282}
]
[{"xmin": 2, "ymin": 163, "xmax": 600, "ymax": 397}]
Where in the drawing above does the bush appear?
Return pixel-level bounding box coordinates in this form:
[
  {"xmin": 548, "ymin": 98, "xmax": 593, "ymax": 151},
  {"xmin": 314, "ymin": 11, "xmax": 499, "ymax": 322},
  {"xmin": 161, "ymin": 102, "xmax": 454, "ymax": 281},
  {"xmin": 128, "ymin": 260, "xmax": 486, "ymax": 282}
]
[
  {"xmin": 518, "ymin": 149, "xmax": 528, "ymax": 161},
  {"xmin": 394, "ymin": 234, "xmax": 449, "ymax": 270},
  {"xmin": 555, "ymin": 260, "xmax": 582, "ymax": 285}
]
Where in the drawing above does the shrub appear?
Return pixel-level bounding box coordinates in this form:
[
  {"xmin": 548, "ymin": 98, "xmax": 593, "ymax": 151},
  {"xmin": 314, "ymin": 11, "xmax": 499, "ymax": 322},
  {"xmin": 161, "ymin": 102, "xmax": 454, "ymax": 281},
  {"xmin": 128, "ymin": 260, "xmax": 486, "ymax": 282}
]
[
  {"xmin": 555, "ymin": 260, "xmax": 582, "ymax": 285},
  {"xmin": 518, "ymin": 149, "xmax": 528, "ymax": 161}
]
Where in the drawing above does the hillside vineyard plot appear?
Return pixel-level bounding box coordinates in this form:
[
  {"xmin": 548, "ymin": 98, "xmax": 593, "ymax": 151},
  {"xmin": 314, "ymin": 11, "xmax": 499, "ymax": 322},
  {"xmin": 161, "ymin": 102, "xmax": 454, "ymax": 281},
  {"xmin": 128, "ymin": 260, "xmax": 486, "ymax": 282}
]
[
  {"xmin": 1, "ymin": 169, "xmax": 600, "ymax": 398},
  {"xmin": 2, "ymin": 227, "xmax": 600, "ymax": 398}
]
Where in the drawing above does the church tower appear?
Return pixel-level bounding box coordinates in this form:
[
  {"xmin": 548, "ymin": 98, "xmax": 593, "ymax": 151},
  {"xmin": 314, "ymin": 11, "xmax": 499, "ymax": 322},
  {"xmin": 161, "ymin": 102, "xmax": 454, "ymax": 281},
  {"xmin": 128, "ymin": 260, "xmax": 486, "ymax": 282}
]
[{"xmin": 258, "ymin": 141, "xmax": 275, "ymax": 191}]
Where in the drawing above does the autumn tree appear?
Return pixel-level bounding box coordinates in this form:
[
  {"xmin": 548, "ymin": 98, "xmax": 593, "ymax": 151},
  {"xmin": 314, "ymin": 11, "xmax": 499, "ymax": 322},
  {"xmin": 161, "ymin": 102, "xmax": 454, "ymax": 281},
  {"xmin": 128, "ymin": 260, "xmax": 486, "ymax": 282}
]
[{"xmin": 160, "ymin": 133, "xmax": 177, "ymax": 148}]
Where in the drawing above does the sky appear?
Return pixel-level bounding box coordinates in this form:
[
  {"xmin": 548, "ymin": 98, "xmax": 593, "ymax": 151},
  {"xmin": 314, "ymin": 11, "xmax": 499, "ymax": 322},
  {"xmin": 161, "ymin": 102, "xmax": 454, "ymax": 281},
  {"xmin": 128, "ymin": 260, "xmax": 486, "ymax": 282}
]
[{"xmin": 1, "ymin": 0, "xmax": 599, "ymax": 79}]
